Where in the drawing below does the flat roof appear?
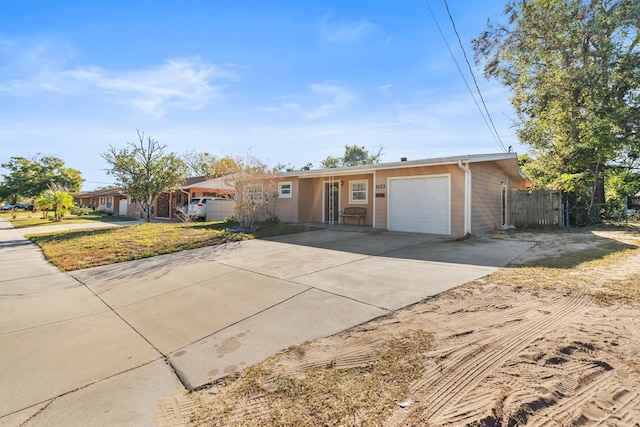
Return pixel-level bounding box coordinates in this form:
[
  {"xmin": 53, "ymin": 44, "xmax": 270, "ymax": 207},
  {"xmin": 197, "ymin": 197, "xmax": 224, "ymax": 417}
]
[{"xmin": 279, "ymin": 152, "xmax": 526, "ymax": 180}]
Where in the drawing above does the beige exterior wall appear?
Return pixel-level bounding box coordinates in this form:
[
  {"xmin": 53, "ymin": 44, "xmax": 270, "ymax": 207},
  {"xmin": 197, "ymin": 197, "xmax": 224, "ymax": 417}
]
[
  {"xmin": 274, "ymin": 177, "xmax": 299, "ymax": 223},
  {"xmin": 284, "ymin": 159, "xmax": 522, "ymax": 236},
  {"xmin": 292, "ymin": 174, "xmax": 375, "ymax": 225},
  {"xmin": 470, "ymin": 162, "xmax": 512, "ymax": 234},
  {"xmin": 341, "ymin": 174, "xmax": 374, "ymax": 225},
  {"xmin": 298, "ymin": 178, "xmax": 322, "ymax": 223},
  {"xmin": 374, "ymin": 165, "xmax": 466, "ymax": 236}
]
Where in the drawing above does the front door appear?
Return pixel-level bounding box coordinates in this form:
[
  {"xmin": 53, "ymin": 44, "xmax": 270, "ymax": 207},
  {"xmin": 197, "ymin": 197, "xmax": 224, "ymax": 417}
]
[
  {"xmin": 324, "ymin": 182, "xmax": 340, "ymax": 224},
  {"xmin": 157, "ymin": 193, "xmax": 170, "ymax": 217}
]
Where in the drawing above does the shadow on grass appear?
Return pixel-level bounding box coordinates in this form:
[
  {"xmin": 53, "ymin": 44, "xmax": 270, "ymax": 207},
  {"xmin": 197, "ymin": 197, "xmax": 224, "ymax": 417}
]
[
  {"xmin": 184, "ymin": 220, "xmax": 320, "ymax": 238},
  {"xmin": 26, "ymin": 226, "xmax": 119, "ymax": 244},
  {"xmin": 500, "ymin": 225, "xmax": 640, "ymax": 270},
  {"xmin": 9, "ymin": 214, "xmax": 138, "ymax": 229},
  {"xmin": 27, "ymin": 221, "xmax": 322, "ymax": 273}
]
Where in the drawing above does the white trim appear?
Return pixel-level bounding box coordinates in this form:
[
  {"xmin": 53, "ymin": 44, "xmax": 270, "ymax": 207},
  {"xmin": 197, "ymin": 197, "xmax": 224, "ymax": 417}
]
[
  {"xmin": 372, "ymin": 170, "xmax": 377, "ymax": 227},
  {"xmin": 501, "ymin": 182, "xmax": 508, "ymax": 227},
  {"xmin": 349, "ymin": 179, "xmax": 368, "ymax": 204},
  {"xmin": 386, "ymin": 174, "xmax": 451, "ymax": 235},
  {"xmin": 278, "ymin": 181, "xmax": 292, "ymax": 198},
  {"xmin": 457, "ymin": 160, "xmax": 472, "ymax": 235}
]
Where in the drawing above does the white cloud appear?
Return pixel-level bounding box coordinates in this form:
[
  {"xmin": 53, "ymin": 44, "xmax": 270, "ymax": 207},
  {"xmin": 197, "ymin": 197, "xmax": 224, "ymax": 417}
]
[
  {"xmin": 67, "ymin": 58, "xmax": 238, "ymax": 117},
  {"xmin": 304, "ymin": 82, "xmax": 355, "ymax": 120},
  {"xmin": 319, "ymin": 16, "xmax": 376, "ymax": 43},
  {"xmin": 0, "ymin": 37, "xmax": 75, "ymax": 95},
  {"xmin": 377, "ymin": 83, "xmax": 393, "ymax": 96},
  {"xmin": 0, "ymin": 38, "xmax": 238, "ymax": 117}
]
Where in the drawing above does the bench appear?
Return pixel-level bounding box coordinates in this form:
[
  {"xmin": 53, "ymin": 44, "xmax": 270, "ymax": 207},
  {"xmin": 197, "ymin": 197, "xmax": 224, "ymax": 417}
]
[{"xmin": 338, "ymin": 207, "xmax": 367, "ymax": 225}]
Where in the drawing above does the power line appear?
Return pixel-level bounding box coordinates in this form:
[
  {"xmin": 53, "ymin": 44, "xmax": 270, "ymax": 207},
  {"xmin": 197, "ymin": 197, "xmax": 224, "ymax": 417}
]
[
  {"xmin": 424, "ymin": 0, "xmax": 507, "ymax": 152},
  {"xmin": 442, "ymin": 0, "xmax": 507, "ymax": 152}
]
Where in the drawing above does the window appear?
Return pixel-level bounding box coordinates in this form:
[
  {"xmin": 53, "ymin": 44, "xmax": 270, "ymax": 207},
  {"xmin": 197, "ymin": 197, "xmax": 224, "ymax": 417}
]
[
  {"xmin": 349, "ymin": 180, "xmax": 368, "ymax": 204},
  {"xmin": 247, "ymin": 184, "xmax": 264, "ymax": 204},
  {"xmin": 99, "ymin": 197, "xmax": 106, "ymax": 206},
  {"xmin": 278, "ymin": 182, "xmax": 292, "ymax": 198}
]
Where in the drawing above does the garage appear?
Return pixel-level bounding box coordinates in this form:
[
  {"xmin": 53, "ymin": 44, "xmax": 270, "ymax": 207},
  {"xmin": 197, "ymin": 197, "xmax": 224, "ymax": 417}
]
[{"xmin": 388, "ymin": 175, "xmax": 450, "ymax": 234}]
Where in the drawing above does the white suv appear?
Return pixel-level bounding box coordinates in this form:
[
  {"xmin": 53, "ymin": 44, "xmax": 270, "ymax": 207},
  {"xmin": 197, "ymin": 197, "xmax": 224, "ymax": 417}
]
[{"xmin": 186, "ymin": 197, "xmax": 225, "ymax": 219}]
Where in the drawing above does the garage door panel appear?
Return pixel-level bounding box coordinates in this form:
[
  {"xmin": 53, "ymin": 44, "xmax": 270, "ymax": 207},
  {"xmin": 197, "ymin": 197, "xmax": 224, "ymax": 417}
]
[{"xmin": 388, "ymin": 176, "xmax": 450, "ymax": 234}]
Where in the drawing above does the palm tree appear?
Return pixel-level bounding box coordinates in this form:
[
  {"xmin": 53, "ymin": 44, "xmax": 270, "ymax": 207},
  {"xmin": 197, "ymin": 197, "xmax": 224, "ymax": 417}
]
[{"xmin": 36, "ymin": 189, "xmax": 74, "ymax": 221}]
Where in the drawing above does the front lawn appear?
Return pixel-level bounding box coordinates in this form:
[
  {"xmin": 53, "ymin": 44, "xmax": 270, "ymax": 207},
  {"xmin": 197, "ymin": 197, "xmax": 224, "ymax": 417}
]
[
  {"xmin": 2, "ymin": 211, "xmax": 137, "ymax": 229},
  {"xmin": 27, "ymin": 221, "xmax": 318, "ymax": 271}
]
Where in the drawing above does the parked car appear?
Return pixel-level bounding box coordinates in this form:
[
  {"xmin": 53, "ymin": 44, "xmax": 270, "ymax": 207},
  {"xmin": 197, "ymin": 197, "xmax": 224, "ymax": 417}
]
[
  {"xmin": 2, "ymin": 203, "xmax": 15, "ymax": 211},
  {"xmin": 186, "ymin": 197, "xmax": 227, "ymax": 219}
]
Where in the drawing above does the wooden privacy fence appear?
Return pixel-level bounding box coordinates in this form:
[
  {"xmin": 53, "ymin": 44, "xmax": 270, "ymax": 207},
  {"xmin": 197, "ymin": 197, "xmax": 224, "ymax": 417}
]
[{"xmin": 511, "ymin": 190, "xmax": 563, "ymax": 228}]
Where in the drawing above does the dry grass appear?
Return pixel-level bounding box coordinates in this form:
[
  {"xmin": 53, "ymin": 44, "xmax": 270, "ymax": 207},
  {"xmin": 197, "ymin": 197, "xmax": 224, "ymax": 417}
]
[
  {"xmin": 191, "ymin": 330, "xmax": 433, "ymax": 426},
  {"xmin": 27, "ymin": 221, "xmax": 317, "ymax": 271},
  {"xmin": 475, "ymin": 227, "xmax": 640, "ymax": 304}
]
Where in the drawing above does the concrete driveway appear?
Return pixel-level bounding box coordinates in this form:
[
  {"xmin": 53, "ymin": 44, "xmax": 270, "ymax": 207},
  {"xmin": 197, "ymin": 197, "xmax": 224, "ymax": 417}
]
[{"xmin": 0, "ymin": 220, "xmax": 533, "ymax": 426}]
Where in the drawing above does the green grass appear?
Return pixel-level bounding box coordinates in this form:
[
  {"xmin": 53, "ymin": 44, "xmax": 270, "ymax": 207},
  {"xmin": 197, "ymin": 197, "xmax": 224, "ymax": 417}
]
[
  {"xmin": 27, "ymin": 221, "xmax": 318, "ymax": 271},
  {"xmin": 1, "ymin": 211, "xmax": 137, "ymax": 229}
]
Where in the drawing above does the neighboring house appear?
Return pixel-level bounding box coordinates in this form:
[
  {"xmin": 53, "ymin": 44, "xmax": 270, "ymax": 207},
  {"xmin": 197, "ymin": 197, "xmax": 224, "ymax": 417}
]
[
  {"xmin": 125, "ymin": 175, "xmax": 235, "ymax": 220},
  {"xmin": 72, "ymin": 188, "xmax": 126, "ymax": 214},
  {"xmin": 271, "ymin": 153, "xmax": 528, "ymax": 236}
]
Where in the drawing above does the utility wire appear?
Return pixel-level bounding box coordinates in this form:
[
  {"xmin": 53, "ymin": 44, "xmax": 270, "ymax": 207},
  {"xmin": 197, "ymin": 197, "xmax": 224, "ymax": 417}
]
[
  {"xmin": 424, "ymin": 0, "xmax": 507, "ymax": 152},
  {"xmin": 442, "ymin": 0, "xmax": 507, "ymax": 152}
]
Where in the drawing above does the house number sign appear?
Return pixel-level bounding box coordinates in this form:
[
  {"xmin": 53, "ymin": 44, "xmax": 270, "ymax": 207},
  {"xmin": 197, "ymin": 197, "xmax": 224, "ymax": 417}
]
[{"xmin": 375, "ymin": 184, "xmax": 386, "ymax": 189}]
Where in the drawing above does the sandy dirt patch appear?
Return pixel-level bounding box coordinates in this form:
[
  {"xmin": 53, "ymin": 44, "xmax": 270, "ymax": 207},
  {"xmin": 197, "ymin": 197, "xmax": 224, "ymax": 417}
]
[{"xmin": 153, "ymin": 227, "xmax": 640, "ymax": 426}]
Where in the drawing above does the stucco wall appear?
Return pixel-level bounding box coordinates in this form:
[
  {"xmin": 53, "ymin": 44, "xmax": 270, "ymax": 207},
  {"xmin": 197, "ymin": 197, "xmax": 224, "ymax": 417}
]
[
  {"xmin": 340, "ymin": 174, "xmax": 373, "ymax": 225},
  {"xmin": 297, "ymin": 178, "xmax": 321, "ymax": 223},
  {"xmin": 274, "ymin": 177, "xmax": 299, "ymax": 223}
]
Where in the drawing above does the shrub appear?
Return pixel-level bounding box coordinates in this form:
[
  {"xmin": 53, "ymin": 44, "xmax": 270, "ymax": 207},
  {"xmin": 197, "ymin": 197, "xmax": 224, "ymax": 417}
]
[{"xmin": 70, "ymin": 206, "xmax": 92, "ymax": 216}]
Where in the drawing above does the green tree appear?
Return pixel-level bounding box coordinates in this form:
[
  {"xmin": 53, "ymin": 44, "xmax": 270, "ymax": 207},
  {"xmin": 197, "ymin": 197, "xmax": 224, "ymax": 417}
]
[
  {"xmin": 0, "ymin": 155, "xmax": 83, "ymax": 203},
  {"xmin": 474, "ymin": 0, "xmax": 640, "ymax": 223},
  {"xmin": 36, "ymin": 188, "xmax": 74, "ymax": 221},
  {"xmin": 182, "ymin": 150, "xmax": 240, "ymax": 178},
  {"xmin": 606, "ymin": 167, "xmax": 640, "ymax": 203},
  {"xmin": 320, "ymin": 145, "xmax": 384, "ymax": 168},
  {"xmin": 102, "ymin": 131, "xmax": 187, "ymax": 222},
  {"xmin": 276, "ymin": 162, "xmax": 314, "ymax": 172}
]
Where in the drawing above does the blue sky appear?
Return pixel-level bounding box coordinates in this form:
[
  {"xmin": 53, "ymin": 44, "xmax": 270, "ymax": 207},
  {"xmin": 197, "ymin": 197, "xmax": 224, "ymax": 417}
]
[{"xmin": 0, "ymin": 0, "xmax": 524, "ymax": 190}]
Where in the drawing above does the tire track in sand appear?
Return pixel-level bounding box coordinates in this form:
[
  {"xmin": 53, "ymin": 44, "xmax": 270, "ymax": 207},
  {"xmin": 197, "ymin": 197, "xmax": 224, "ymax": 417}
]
[{"xmin": 384, "ymin": 291, "xmax": 591, "ymax": 426}]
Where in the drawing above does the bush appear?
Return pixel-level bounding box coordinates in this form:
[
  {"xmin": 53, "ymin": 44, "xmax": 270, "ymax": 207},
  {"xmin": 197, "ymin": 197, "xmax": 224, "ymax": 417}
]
[
  {"xmin": 70, "ymin": 206, "xmax": 92, "ymax": 216},
  {"xmin": 265, "ymin": 215, "xmax": 280, "ymax": 224}
]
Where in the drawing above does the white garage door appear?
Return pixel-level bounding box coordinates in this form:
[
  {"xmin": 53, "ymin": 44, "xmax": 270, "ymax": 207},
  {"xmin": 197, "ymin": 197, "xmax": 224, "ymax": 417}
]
[{"xmin": 388, "ymin": 176, "xmax": 450, "ymax": 234}]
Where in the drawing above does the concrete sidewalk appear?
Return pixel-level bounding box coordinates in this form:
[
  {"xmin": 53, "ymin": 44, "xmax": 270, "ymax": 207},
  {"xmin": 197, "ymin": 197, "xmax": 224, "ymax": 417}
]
[{"xmin": 0, "ymin": 218, "xmax": 533, "ymax": 426}]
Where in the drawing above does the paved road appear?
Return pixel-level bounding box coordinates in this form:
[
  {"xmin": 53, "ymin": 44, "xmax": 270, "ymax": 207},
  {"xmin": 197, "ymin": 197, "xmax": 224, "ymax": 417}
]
[{"xmin": 0, "ymin": 218, "xmax": 533, "ymax": 426}]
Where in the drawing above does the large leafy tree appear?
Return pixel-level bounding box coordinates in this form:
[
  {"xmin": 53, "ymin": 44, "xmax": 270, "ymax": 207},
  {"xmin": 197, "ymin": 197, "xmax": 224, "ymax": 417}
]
[
  {"xmin": 474, "ymin": 0, "xmax": 640, "ymax": 223},
  {"xmin": 102, "ymin": 131, "xmax": 187, "ymax": 222},
  {"xmin": 182, "ymin": 150, "xmax": 239, "ymax": 178},
  {"xmin": 0, "ymin": 155, "xmax": 83, "ymax": 203},
  {"xmin": 320, "ymin": 145, "xmax": 384, "ymax": 168}
]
